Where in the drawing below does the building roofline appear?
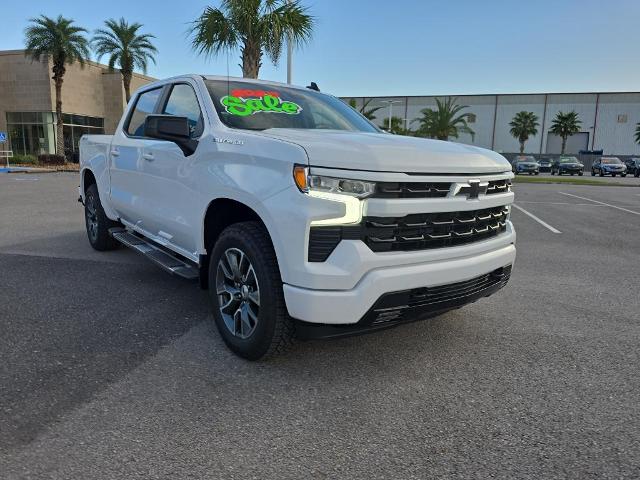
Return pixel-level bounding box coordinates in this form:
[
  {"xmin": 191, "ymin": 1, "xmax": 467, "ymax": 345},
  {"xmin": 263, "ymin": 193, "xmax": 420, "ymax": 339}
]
[
  {"xmin": 0, "ymin": 49, "xmax": 156, "ymax": 81},
  {"xmin": 342, "ymin": 90, "xmax": 640, "ymax": 99}
]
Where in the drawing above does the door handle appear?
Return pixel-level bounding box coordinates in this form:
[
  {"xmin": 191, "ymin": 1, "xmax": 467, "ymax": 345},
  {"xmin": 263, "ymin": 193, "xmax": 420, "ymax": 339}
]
[
  {"xmin": 143, "ymin": 153, "xmax": 154, "ymax": 161},
  {"xmin": 110, "ymin": 149, "xmax": 120, "ymax": 157}
]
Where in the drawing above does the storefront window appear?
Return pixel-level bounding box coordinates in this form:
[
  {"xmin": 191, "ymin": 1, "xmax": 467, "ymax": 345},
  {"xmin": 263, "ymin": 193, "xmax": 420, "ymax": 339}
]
[{"xmin": 6, "ymin": 112, "xmax": 104, "ymax": 160}]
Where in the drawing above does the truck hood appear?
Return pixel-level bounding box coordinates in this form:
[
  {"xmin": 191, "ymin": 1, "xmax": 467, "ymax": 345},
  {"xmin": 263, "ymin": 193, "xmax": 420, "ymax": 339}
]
[{"xmin": 259, "ymin": 129, "xmax": 511, "ymax": 174}]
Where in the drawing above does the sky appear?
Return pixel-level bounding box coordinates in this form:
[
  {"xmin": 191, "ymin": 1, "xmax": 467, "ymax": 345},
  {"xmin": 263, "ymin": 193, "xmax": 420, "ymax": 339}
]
[{"xmin": 3, "ymin": 0, "xmax": 640, "ymax": 97}]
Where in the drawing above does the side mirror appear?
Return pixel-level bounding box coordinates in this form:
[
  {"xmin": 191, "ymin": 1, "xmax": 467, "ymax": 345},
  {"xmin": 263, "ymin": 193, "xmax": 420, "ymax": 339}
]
[{"xmin": 144, "ymin": 115, "xmax": 197, "ymax": 155}]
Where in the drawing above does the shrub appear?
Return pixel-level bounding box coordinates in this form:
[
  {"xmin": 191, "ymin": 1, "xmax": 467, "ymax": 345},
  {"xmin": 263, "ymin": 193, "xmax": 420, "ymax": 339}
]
[
  {"xmin": 37, "ymin": 154, "xmax": 66, "ymax": 165},
  {"xmin": 11, "ymin": 154, "xmax": 38, "ymax": 165}
]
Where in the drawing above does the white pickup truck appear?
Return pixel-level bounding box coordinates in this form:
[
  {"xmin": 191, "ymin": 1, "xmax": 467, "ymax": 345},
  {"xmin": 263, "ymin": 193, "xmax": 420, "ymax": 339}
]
[{"xmin": 79, "ymin": 75, "xmax": 516, "ymax": 360}]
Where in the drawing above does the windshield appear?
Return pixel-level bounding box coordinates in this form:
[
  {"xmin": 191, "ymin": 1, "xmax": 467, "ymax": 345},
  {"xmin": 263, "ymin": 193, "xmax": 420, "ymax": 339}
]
[
  {"xmin": 601, "ymin": 158, "xmax": 622, "ymax": 164},
  {"xmin": 205, "ymin": 80, "xmax": 380, "ymax": 133},
  {"xmin": 559, "ymin": 157, "xmax": 578, "ymax": 163}
]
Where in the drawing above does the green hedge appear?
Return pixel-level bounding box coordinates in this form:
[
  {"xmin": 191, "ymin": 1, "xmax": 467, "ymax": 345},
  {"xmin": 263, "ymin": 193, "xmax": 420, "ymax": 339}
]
[{"xmin": 11, "ymin": 154, "xmax": 38, "ymax": 165}]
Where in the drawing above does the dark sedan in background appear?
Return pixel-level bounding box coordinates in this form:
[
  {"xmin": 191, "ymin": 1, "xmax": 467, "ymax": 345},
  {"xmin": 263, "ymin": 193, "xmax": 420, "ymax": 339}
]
[
  {"xmin": 537, "ymin": 157, "xmax": 553, "ymax": 172},
  {"xmin": 623, "ymin": 158, "xmax": 640, "ymax": 177},
  {"xmin": 592, "ymin": 157, "xmax": 627, "ymax": 177},
  {"xmin": 512, "ymin": 155, "xmax": 540, "ymax": 175},
  {"xmin": 551, "ymin": 156, "xmax": 584, "ymax": 176}
]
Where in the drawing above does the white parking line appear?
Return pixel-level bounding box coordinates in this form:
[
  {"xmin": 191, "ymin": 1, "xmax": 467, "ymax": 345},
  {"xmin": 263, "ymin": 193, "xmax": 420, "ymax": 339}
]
[
  {"xmin": 511, "ymin": 204, "xmax": 562, "ymax": 234},
  {"xmin": 559, "ymin": 192, "xmax": 640, "ymax": 216},
  {"xmin": 517, "ymin": 201, "xmax": 606, "ymax": 206}
]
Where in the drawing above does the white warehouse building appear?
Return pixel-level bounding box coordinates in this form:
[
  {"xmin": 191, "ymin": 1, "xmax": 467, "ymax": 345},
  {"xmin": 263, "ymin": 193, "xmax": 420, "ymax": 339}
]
[{"xmin": 343, "ymin": 92, "xmax": 640, "ymax": 156}]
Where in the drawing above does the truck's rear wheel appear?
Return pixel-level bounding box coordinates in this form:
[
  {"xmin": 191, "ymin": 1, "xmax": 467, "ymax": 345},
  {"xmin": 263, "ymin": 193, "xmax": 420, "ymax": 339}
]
[
  {"xmin": 84, "ymin": 184, "xmax": 120, "ymax": 251},
  {"xmin": 208, "ymin": 221, "xmax": 294, "ymax": 360}
]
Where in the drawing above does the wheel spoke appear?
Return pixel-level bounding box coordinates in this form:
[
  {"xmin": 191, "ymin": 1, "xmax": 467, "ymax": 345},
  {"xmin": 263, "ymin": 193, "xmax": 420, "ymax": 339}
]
[
  {"xmin": 219, "ymin": 294, "xmax": 240, "ymax": 315},
  {"xmin": 225, "ymin": 250, "xmax": 241, "ymax": 280},
  {"xmin": 240, "ymin": 303, "xmax": 253, "ymax": 333},
  {"xmin": 247, "ymin": 289, "xmax": 260, "ymax": 307}
]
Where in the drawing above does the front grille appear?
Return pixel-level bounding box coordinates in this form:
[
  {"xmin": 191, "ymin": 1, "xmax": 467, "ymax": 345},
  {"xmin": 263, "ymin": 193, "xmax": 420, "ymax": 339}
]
[
  {"xmin": 374, "ymin": 182, "xmax": 451, "ymax": 198},
  {"xmin": 308, "ymin": 205, "xmax": 509, "ymax": 261},
  {"xmin": 486, "ymin": 179, "xmax": 510, "ymax": 194},
  {"xmin": 358, "ymin": 205, "xmax": 509, "ymax": 253}
]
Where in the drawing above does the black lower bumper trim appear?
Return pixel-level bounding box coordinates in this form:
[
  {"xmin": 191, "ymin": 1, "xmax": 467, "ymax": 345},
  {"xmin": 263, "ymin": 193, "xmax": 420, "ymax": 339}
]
[{"xmin": 295, "ymin": 265, "xmax": 512, "ymax": 340}]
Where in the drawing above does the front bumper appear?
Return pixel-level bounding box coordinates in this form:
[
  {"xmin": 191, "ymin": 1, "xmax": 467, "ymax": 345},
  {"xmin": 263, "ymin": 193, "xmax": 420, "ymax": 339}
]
[
  {"xmin": 283, "ymin": 239, "xmax": 516, "ymax": 326},
  {"xmin": 295, "ymin": 265, "xmax": 511, "ymax": 339}
]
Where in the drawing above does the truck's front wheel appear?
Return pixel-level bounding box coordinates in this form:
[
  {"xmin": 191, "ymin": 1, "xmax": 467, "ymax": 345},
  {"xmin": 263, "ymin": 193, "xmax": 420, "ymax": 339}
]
[
  {"xmin": 84, "ymin": 184, "xmax": 120, "ymax": 251},
  {"xmin": 208, "ymin": 222, "xmax": 294, "ymax": 360}
]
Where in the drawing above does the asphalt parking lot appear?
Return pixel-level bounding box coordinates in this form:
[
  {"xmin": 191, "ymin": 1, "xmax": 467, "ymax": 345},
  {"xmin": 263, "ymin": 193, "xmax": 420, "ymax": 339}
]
[{"xmin": 1, "ymin": 173, "xmax": 639, "ymax": 479}]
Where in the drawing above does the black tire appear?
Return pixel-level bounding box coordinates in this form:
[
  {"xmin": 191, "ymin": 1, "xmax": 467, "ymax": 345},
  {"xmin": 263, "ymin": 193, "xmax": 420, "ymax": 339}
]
[
  {"xmin": 535, "ymin": 172, "xmax": 539, "ymax": 175},
  {"xmin": 635, "ymin": 171, "xmax": 639, "ymax": 178},
  {"xmin": 208, "ymin": 221, "xmax": 294, "ymax": 360},
  {"xmin": 591, "ymin": 170, "xmax": 595, "ymax": 176},
  {"xmin": 621, "ymin": 173, "xmax": 626, "ymax": 178},
  {"xmin": 612, "ymin": 173, "xmax": 616, "ymax": 177},
  {"xmin": 599, "ymin": 170, "xmax": 604, "ymax": 177},
  {"xmin": 571, "ymin": 173, "xmax": 574, "ymax": 176},
  {"xmin": 579, "ymin": 171, "xmax": 583, "ymax": 176},
  {"xmin": 84, "ymin": 184, "xmax": 120, "ymax": 251},
  {"xmin": 551, "ymin": 170, "xmax": 555, "ymax": 175}
]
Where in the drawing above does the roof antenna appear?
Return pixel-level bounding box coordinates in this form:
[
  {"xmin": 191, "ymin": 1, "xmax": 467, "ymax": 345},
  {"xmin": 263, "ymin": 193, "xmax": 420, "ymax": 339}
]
[{"xmin": 306, "ymin": 82, "xmax": 320, "ymax": 92}]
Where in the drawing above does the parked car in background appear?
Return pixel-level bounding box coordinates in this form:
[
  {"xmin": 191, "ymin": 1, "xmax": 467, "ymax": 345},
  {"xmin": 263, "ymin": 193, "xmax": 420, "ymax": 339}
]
[
  {"xmin": 622, "ymin": 157, "xmax": 640, "ymax": 176},
  {"xmin": 551, "ymin": 156, "xmax": 584, "ymax": 176},
  {"xmin": 512, "ymin": 155, "xmax": 540, "ymax": 175},
  {"xmin": 537, "ymin": 157, "xmax": 553, "ymax": 173},
  {"xmin": 591, "ymin": 157, "xmax": 627, "ymax": 177}
]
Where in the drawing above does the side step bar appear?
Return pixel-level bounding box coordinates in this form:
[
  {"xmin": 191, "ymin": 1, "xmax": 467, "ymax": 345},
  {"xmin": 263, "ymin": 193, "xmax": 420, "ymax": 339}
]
[{"xmin": 109, "ymin": 228, "xmax": 199, "ymax": 280}]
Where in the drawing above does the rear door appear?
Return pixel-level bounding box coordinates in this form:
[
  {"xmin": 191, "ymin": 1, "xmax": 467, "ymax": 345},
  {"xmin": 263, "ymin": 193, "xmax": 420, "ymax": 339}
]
[
  {"xmin": 137, "ymin": 81, "xmax": 206, "ymax": 256},
  {"xmin": 109, "ymin": 86, "xmax": 165, "ymax": 227}
]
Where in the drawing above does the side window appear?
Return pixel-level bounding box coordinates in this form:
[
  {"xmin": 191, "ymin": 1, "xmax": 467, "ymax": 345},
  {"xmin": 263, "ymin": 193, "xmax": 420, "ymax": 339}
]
[
  {"xmin": 162, "ymin": 84, "xmax": 203, "ymax": 138},
  {"xmin": 126, "ymin": 88, "xmax": 163, "ymax": 136}
]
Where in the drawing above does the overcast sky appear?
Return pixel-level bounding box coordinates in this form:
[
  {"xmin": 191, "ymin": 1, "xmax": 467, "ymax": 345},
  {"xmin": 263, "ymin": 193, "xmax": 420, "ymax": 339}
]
[{"xmin": 4, "ymin": 0, "xmax": 640, "ymax": 97}]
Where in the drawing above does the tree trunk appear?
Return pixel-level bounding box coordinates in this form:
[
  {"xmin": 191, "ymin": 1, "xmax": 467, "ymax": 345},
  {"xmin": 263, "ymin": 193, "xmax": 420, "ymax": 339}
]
[
  {"xmin": 437, "ymin": 134, "xmax": 448, "ymax": 141},
  {"xmin": 122, "ymin": 71, "xmax": 132, "ymax": 103},
  {"xmin": 561, "ymin": 136, "xmax": 567, "ymax": 155},
  {"xmin": 53, "ymin": 76, "xmax": 64, "ymax": 157},
  {"xmin": 241, "ymin": 41, "xmax": 262, "ymax": 79},
  {"xmin": 519, "ymin": 140, "xmax": 525, "ymax": 154}
]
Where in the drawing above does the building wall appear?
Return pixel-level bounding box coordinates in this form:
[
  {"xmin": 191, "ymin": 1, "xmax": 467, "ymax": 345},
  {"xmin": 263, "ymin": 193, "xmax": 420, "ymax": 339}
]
[
  {"xmin": 344, "ymin": 92, "xmax": 640, "ymax": 156},
  {"xmin": 0, "ymin": 50, "xmax": 52, "ymax": 140}
]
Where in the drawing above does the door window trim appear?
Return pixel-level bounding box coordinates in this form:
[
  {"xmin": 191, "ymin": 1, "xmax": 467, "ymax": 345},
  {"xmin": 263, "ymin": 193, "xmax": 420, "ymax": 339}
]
[
  {"xmin": 123, "ymin": 86, "xmax": 167, "ymax": 139},
  {"xmin": 159, "ymin": 82, "xmax": 205, "ymax": 139}
]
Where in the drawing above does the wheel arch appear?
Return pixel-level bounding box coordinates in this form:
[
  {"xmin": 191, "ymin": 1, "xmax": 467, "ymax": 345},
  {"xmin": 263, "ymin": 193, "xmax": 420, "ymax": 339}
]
[{"xmin": 199, "ymin": 197, "xmax": 282, "ymax": 290}]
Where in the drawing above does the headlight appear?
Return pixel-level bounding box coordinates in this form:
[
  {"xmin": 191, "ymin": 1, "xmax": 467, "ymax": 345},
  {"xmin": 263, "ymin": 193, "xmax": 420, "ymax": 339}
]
[
  {"xmin": 293, "ymin": 165, "xmax": 376, "ymax": 199},
  {"xmin": 293, "ymin": 165, "xmax": 375, "ymax": 225}
]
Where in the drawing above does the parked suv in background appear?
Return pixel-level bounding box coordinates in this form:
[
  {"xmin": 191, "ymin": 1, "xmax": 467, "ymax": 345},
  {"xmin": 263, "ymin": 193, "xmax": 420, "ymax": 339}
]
[
  {"xmin": 623, "ymin": 158, "xmax": 640, "ymax": 177},
  {"xmin": 512, "ymin": 156, "xmax": 540, "ymax": 175},
  {"xmin": 551, "ymin": 156, "xmax": 584, "ymax": 176},
  {"xmin": 591, "ymin": 157, "xmax": 627, "ymax": 177}
]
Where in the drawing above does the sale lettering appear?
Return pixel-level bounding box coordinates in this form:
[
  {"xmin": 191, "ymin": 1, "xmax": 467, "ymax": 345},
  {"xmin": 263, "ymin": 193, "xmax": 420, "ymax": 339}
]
[{"xmin": 221, "ymin": 94, "xmax": 302, "ymax": 117}]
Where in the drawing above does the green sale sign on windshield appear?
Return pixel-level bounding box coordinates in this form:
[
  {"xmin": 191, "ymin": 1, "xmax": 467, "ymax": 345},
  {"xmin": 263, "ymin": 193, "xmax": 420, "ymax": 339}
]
[{"xmin": 221, "ymin": 90, "xmax": 302, "ymax": 117}]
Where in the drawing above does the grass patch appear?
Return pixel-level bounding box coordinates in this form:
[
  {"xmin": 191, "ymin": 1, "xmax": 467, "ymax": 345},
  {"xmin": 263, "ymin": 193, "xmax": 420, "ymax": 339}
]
[{"xmin": 513, "ymin": 175, "xmax": 638, "ymax": 187}]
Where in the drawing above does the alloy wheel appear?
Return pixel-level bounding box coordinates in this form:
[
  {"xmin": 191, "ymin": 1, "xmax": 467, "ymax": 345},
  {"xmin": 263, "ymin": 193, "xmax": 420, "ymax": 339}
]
[{"xmin": 216, "ymin": 247, "xmax": 261, "ymax": 339}]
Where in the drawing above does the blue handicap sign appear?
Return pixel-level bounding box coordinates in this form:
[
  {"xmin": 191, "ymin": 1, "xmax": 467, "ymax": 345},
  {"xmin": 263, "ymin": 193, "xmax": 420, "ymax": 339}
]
[{"xmin": 0, "ymin": 132, "xmax": 6, "ymax": 142}]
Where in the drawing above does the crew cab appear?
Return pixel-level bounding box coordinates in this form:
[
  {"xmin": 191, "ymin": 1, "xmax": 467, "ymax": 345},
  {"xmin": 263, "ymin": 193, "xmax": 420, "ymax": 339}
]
[{"xmin": 79, "ymin": 75, "xmax": 516, "ymax": 360}]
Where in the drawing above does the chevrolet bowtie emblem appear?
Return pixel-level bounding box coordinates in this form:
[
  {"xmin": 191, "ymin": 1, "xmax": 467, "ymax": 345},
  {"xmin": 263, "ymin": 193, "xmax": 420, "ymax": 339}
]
[{"xmin": 456, "ymin": 180, "xmax": 489, "ymax": 199}]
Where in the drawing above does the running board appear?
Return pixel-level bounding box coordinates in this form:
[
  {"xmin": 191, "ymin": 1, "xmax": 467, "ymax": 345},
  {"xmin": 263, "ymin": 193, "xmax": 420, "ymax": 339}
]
[{"xmin": 109, "ymin": 228, "xmax": 199, "ymax": 280}]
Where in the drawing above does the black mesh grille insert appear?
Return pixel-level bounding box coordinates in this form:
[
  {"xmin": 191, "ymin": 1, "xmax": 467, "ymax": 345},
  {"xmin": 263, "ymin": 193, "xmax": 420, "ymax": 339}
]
[
  {"xmin": 486, "ymin": 179, "xmax": 511, "ymax": 195},
  {"xmin": 374, "ymin": 182, "xmax": 451, "ymax": 198},
  {"xmin": 308, "ymin": 205, "xmax": 510, "ymax": 261}
]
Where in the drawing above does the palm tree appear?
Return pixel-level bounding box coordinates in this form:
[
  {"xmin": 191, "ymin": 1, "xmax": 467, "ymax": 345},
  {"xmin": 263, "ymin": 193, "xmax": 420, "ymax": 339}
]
[
  {"xmin": 550, "ymin": 111, "xmax": 582, "ymax": 154},
  {"xmin": 384, "ymin": 116, "xmax": 408, "ymax": 135},
  {"xmin": 634, "ymin": 123, "xmax": 640, "ymax": 144},
  {"xmin": 413, "ymin": 97, "xmax": 475, "ymax": 141},
  {"xmin": 24, "ymin": 15, "xmax": 90, "ymax": 156},
  {"xmin": 190, "ymin": 0, "xmax": 314, "ymax": 79},
  {"xmin": 348, "ymin": 98, "xmax": 382, "ymax": 121},
  {"xmin": 91, "ymin": 18, "xmax": 158, "ymax": 103},
  {"xmin": 509, "ymin": 111, "xmax": 539, "ymax": 154}
]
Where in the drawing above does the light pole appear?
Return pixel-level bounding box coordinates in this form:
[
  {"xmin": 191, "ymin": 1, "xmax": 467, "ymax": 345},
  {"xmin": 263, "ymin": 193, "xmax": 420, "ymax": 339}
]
[
  {"xmin": 381, "ymin": 100, "xmax": 402, "ymax": 132},
  {"xmin": 286, "ymin": 0, "xmax": 293, "ymax": 84}
]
